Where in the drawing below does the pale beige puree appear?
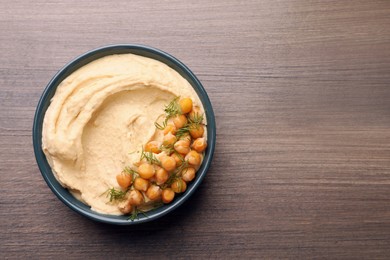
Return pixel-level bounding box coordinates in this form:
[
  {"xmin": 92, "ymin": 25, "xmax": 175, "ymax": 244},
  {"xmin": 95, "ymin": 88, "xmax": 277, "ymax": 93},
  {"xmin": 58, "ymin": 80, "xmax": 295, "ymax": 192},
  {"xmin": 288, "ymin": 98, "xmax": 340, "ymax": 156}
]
[{"xmin": 42, "ymin": 54, "xmax": 203, "ymax": 215}]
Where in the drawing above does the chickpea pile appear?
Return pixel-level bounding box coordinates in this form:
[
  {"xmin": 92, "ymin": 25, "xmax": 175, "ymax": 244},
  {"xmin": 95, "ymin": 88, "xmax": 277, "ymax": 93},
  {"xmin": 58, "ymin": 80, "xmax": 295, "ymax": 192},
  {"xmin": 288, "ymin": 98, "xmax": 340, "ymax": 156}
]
[{"xmin": 110, "ymin": 97, "xmax": 207, "ymax": 218}]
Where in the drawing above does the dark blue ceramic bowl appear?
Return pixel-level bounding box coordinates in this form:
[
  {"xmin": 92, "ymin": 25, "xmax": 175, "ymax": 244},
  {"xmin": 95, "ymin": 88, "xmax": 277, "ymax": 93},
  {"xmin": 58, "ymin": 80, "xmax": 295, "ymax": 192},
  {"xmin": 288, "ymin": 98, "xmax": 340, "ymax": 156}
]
[{"xmin": 33, "ymin": 44, "xmax": 216, "ymax": 225}]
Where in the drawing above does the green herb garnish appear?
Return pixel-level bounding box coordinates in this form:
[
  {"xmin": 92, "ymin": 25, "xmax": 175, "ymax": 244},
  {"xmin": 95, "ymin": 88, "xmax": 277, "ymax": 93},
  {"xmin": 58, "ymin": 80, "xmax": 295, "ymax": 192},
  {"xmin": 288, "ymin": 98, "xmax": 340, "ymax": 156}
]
[
  {"xmin": 129, "ymin": 207, "xmax": 148, "ymax": 221},
  {"xmin": 164, "ymin": 96, "xmax": 181, "ymax": 118},
  {"xmin": 189, "ymin": 112, "xmax": 204, "ymax": 125},
  {"xmin": 140, "ymin": 148, "xmax": 161, "ymax": 165},
  {"xmin": 123, "ymin": 167, "xmax": 138, "ymax": 181},
  {"xmin": 154, "ymin": 120, "xmax": 167, "ymax": 130},
  {"xmin": 154, "ymin": 96, "xmax": 181, "ymax": 130},
  {"xmin": 162, "ymin": 160, "xmax": 189, "ymax": 188},
  {"xmin": 174, "ymin": 112, "xmax": 204, "ymax": 139},
  {"xmin": 160, "ymin": 143, "xmax": 175, "ymax": 154},
  {"xmin": 107, "ymin": 188, "xmax": 127, "ymax": 202}
]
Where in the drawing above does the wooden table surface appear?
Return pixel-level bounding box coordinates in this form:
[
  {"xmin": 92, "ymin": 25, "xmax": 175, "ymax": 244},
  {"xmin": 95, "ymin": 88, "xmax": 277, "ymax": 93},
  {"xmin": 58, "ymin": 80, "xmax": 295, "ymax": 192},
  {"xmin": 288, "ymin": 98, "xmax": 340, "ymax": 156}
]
[{"xmin": 1, "ymin": 0, "xmax": 390, "ymax": 258}]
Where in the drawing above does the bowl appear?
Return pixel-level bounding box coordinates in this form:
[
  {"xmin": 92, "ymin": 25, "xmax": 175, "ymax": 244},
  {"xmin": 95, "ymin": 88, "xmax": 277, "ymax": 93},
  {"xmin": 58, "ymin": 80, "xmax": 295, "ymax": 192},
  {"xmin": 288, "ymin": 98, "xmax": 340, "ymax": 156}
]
[{"xmin": 32, "ymin": 44, "xmax": 216, "ymax": 225}]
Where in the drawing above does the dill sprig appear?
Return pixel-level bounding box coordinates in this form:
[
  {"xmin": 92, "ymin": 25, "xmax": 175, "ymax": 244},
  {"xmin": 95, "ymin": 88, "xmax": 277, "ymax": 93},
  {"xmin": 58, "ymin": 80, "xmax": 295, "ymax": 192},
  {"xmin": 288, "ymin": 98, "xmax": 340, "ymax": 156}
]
[
  {"xmin": 140, "ymin": 148, "xmax": 161, "ymax": 165},
  {"xmin": 107, "ymin": 188, "xmax": 127, "ymax": 202},
  {"xmin": 175, "ymin": 126, "xmax": 190, "ymax": 138},
  {"xmin": 154, "ymin": 96, "xmax": 181, "ymax": 130},
  {"xmin": 175, "ymin": 113, "xmax": 204, "ymax": 139},
  {"xmin": 160, "ymin": 143, "xmax": 175, "ymax": 154},
  {"xmin": 188, "ymin": 112, "xmax": 204, "ymax": 125},
  {"xmin": 164, "ymin": 96, "xmax": 181, "ymax": 118},
  {"xmin": 154, "ymin": 120, "xmax": 167, "ymax": 130},
  {"xmin": 176, "ymin": 160, "xmax": 189, "ymax": 178},
  {"xmin": 163, "ymin": 172, "xmax": 177, "ymax": 189},
  {"xmin": 123, "ymin": 166, "xmax": 138, "ymax": 182},
  {"xmin": 128, "ymin": 202, "xmax": 164, "ymax": 221},
  {"xmin": 129, "ymin": 207, "xmax": 148, "ymax": 221},
  {"xmin": 163, "ymin": 160, "xmax": 189, "ymax": 188},
  {"xmin": 173, "ymin": 150, "xmax": 185, "ymax": 162}
]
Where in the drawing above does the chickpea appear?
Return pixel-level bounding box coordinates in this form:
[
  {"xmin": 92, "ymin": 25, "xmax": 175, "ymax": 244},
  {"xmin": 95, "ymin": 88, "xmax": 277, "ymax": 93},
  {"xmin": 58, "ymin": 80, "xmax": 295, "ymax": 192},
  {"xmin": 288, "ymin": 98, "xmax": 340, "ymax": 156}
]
[
  {"xmin": 189, "ymin": 124, "xmax": 204, "ymax": 139},
  {"xmin": 163, "ymin": 123, "xmax": 177, "ymax": 135},
  {"xmin": 128, "ymin": 189, "xmax": 144, "ymax": 206},
  {"xmin": 182, "ymin": 167, "xmax": 196, "ymax": 182},
  {"xmin": 118, "ymin": 200, "xmax": 132, "ymax": 214},
  {"xmin": 155, "ymin": 167, "xmax": 169, "ymax": 185},
  {"xmin": 161, "ymin": 155, "xmax": 177, "ymax": 171},
  {"xmin": 179, "ymin": 98, "xmax": 193, "ymax": 114},
  {"xmin": 191, "ymin": 137, "xmax": 207, "ymax": 153},
  {"xmin": 171, "ymin": 152, "xmax": 184, "ymax": 167},
  {"xmin": 162, "ymin": 188, "xmax": 175, "ymax": 204},
  {"xmin": 185, "ymin": 150, "xmax": 201, "ymax": 166},
  {"xmin": 133, "ymin": 177, "xmax": 149, "ymax": 192},
  {"xmin": 146, "ymin": 185, "xmax": 162, "ymax": 201},
  {"xmin": 173, "ymin": 114, "xmax": 188, "ymax": 129},
  {"xmin": 163, "ymin": 132, "xmax": 177, "ymax": 146},
  {"xmin": 138, "ymin": 163, "xmax": 155, "ymax": 179},
  {"xmin": 171, "ymin": 179, "xmax": 187, "ymax": 193},
  {"xmin": 174, "ymin": 139, "xmax": 190, "ymax": 154},
  {"xmin": 116, "ymin": 172, "xmax": 132, "ymax": 189},
  {"xmin": 144, "ymin": 141, "xmax": 161, "ymax": 154}
]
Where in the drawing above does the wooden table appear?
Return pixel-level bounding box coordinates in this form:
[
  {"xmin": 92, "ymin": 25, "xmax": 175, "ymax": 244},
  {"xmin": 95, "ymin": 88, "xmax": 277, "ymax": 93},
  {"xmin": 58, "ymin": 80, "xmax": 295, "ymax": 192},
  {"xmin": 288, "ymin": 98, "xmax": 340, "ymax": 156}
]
[{"xmin": 1, "ymin": 0, "xmax": 390, "ymax": 258}]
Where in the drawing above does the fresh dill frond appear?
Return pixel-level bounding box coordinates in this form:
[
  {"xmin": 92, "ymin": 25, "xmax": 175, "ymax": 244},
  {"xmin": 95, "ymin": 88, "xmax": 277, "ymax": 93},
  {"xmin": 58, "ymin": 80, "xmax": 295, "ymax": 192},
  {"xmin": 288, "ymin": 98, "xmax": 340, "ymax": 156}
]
[
  {"xmin": 163, "ymin": 172, "xmax": 177, "ymax": 189},
  {"xmin": 174, "ymin": 113, "xmax": 204, "ymax": 139},
  {"xmin": 129, "ymin": 207, "xmax": 148, "ymax": 221},
  {"xmin": 123, "ymin": 166, "xmax": 137, "ymax": 175},
  {"xmin": 154, "ymin": 120, "xmax": 167, "ymax": 130},
  {"xmin": 175, "ymin": 126, "xmax": 191, "ymax": 139},
  {"xmin": 176, "ymin": 160, "xmax": 189, "ymax": 177},
  {"xmin": 160, "ymin": 143, "xmax": 175, "ymax": 154},
  {"xmin": 188, "ymin": 113, "xmax": 204, "ymax": 125},
  {"xmin": 123, "ymin": 166, "xmax": 138, "ymax": 181},
  {"xmin": 128, "ymin": 201, "xmax": 164, "ymax": 221},
  {"xmin": 177, "ymin": 178, "xmax": 183, "ymax": 192},
  {"xmin": 154, "ymin": 96, "xmax": 181, "ymax": 130},
  {"xmin": 173, "ymin": 150, "xmax": 185, "ymax": 162},
  {"xmin": 163, "ymin": 160, "xmax": 189, "ymax": 188},
  {"xmin": 154, "ymin": 113, "xmax": 168, "ymax": 130},
  {"xmin": 164, "ymin": 96, "xmax": 181, "ymax": 118},
  {"xmin": 140, "ymin": 148, "xmax": 161, "ymax": 165},
  {"xmin": 107, "ymin": 188, "xmax": 127, "ymax": 202}
]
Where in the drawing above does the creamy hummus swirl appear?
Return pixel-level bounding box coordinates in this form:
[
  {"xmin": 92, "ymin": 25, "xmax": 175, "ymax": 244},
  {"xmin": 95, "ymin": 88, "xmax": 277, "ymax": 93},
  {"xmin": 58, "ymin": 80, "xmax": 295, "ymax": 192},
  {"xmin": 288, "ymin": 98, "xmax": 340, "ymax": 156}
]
[{"xmin": 42, "ymin": 54, "xmax": 203, "ymax": 215}]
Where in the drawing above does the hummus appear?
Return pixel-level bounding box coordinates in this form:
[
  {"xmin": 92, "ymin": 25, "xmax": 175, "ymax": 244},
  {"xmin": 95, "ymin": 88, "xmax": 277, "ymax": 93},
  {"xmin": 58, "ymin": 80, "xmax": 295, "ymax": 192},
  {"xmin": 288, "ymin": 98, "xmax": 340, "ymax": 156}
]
[{"xmin": 42, "ymin": 53, "xmax": 204, "ymax": 215}]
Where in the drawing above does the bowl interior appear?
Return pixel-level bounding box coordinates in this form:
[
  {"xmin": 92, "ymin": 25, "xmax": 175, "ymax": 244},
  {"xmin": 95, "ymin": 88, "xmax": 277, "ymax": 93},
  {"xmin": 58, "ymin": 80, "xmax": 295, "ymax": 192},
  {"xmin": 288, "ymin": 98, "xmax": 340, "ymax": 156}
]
[{"xmin": 33, "ymin": 44, "xmax": 216, "ymax": 225}]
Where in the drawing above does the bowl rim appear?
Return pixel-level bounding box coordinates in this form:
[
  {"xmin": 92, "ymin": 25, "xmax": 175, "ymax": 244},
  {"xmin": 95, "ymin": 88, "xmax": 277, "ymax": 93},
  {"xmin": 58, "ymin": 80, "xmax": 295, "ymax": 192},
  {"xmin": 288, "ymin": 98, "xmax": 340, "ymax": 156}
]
[{"xmin": 32, "ymin": 44, "xmax": 216, "ymax": 225}]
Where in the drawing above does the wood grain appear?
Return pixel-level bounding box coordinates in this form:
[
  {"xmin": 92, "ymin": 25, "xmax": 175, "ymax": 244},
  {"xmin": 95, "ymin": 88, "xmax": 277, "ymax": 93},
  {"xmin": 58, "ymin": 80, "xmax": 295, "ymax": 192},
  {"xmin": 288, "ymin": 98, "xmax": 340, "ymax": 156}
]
[{"xmin": 1, "ymin": 0, "xmax": 390, "ymax": 258}]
